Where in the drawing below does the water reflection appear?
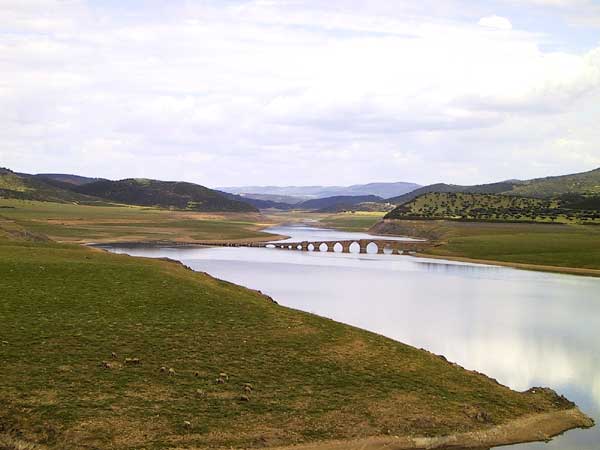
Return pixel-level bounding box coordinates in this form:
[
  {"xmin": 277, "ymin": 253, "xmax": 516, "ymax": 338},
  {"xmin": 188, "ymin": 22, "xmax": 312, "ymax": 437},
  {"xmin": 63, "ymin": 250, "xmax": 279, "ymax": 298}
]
[{"xmin": 104, "ymin": 225, "xmax": 600, "ymax": 449}]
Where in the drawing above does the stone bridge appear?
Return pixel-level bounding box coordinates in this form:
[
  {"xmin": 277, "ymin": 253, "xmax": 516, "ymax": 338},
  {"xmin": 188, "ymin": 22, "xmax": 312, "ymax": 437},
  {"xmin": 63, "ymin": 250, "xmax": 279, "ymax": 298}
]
[{"xmin": 196, "ymin": 239, "xmax": 431, "ymax": 255}]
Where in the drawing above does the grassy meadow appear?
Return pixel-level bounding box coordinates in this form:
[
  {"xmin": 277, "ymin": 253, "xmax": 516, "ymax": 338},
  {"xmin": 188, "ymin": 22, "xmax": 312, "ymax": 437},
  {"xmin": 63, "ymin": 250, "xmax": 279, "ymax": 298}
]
[
  {"xmin": 0, "ymin": 199, "xmax": 277, "ymax": 244},
  {"xmin": 373, "ymin": 219, "xmax": 600, "ymax": 272}
]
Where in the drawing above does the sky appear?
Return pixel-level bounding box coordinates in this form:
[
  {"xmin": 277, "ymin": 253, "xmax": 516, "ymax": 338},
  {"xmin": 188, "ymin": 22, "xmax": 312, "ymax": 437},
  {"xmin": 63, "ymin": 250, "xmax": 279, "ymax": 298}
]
[{"xmin": 1, "ymin": 0, "xmax": 600, "ymax": 187}]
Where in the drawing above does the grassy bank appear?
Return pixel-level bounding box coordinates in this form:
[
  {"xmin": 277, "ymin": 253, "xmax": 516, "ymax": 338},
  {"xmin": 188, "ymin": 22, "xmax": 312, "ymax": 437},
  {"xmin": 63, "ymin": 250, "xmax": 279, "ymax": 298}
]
[
  {"xmin": 0, "ymin": 220, "xmax": 590, "ymax": 449},
  {"xmin": 0, "ymin": 199, "xmax": 277, "ymax": 243},
  {"xmin": 371, "ymin": 219, "xmax": 600, "ymax": 273}
]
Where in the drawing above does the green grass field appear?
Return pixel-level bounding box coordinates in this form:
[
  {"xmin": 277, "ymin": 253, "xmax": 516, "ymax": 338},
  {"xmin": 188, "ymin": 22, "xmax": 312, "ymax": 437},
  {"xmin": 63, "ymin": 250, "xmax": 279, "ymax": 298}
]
[
  {"xmin": 0, "ymin": 210, "xmax": 581, "ymax": 449},
  {"xmin": 372, "ymin": 220, "xmax": 600, "ymax": 271},
  {"xmin": 0, "ymin": 199, "xmax": 276, "ymax": 243},
  {"xmin": 319, "ymin": 212, "xmax": 386, "ymax": 232}
]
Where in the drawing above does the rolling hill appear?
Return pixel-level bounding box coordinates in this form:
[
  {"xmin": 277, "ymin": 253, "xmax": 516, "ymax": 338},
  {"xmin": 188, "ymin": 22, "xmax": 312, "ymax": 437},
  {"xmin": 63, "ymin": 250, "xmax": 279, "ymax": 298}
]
[
  {"xmin": 385, "ymin": 192, "xmax": 600, "ymax": 223},
  {"xmin": 69, "ymin": 178, "xmax": 258, "ymax": 212},
  {"xmin": 0, "ymin": 168, "xmax": 103, "ymax": 204},
  {"xmin": 388, "ymin": 167, "xmax": 600, "ymax": 205},
  {"xmin": 33, "ymin": 173, "xmax": 102, "ymax": 185},
  {"xmin": 1, "ymin": 169, "xmax": 258, "ymax": 212},
  {"xmin": 297, "ymin": 195, "xmax": 384, "ymax": 211}
]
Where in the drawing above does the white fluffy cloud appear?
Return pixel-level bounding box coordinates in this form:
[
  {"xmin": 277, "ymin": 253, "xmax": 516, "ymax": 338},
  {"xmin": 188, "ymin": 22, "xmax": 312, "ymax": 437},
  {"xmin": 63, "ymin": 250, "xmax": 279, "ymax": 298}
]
[
  {"xmin": 1, "ymin": 0, "xmax": 600, "ymax": 186},
  {"xmin": 478, "ymin": 15, "xmax": 513, "ymax": 30}
]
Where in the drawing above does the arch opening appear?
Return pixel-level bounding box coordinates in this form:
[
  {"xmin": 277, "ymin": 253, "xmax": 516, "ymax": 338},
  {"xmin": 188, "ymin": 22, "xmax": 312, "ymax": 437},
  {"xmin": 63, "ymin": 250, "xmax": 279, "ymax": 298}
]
[
  {"xmin": 333, "ymin": 242, "xmax": 343, "ymax": 253},
  {"xmin": 296, "ymin": 244, "xmax": 302, "ymax": 250},
  {"xmin": 349, "ymin": 242, "xmax": 360, "ymax": 254},
  {"xmin": 266, "ymin": 244, "xmax": 276, "ymax": 249},
  {"xmin": 383, "ymin": 244, "xmax": 393, "ymax": 255},
  {"xmin": 319, "ymin": 243, "xmax": 328, "ymax": 252},
  {"xmin": 307, "ymin": 243, "xmax": 315, "ymax": 252},
  {"xmin": 366, "ymin": 242, "xmax": 379, "ymax": 254}
]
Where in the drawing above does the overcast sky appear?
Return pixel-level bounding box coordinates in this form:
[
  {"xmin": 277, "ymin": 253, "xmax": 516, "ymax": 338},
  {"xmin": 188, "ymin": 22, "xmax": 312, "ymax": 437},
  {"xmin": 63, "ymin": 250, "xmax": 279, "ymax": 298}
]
[{"xmin": 1, "ymin": 0, "xmax": 600, "ymax": 187}]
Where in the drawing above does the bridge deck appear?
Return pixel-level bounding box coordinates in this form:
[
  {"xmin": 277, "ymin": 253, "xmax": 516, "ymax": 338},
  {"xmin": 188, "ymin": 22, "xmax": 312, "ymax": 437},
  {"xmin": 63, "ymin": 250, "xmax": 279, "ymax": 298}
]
[{"xmin": 194, "ymin": 239, "xmax": 431, "ymax": 255}]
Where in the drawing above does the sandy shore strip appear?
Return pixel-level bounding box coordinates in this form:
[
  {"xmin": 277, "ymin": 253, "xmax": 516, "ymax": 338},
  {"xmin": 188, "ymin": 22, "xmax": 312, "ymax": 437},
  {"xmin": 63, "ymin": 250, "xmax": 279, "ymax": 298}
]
[{"xmin": 271, "ymin": 408, "xmax": 594, "ymax": 450}]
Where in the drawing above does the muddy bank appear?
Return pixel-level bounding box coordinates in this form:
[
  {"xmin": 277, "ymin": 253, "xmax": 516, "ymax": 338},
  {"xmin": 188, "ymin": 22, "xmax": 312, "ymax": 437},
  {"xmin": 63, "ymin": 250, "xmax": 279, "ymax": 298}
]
[{"xmin": 272, "ymin": 408, "xmax": 594, "ymax": 450}]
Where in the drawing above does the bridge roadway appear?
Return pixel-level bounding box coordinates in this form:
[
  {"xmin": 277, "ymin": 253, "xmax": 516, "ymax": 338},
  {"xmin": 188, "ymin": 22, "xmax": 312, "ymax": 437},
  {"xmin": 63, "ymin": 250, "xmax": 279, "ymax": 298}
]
[{"xmin": 194, "ymin": 239, "xmax": 431, "ymax": 255}]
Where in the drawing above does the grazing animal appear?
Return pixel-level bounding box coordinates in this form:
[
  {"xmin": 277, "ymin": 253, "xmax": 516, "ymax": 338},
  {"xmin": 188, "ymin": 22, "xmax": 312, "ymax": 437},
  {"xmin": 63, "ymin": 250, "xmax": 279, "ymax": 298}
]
[
  {"xmin": 219, "ymin": 372, "xmax": 229, "ymax": 381},
  {"xmin": 124, "ymin": 357, "xmax": 141, "ymax": 365},
  {"xmin": 101, "ymin": 361, "xmax": 113, "ymax": 369},
  {"xmin": 160, "ymin": 366, "xmax": 167, "ymax": 373},
  {"xmin": 215, "ymin": 377, "xmax": 225, "ymax": 384},
  {"xmin": 239, "ymin": 394, "xmax": 250, "ymax": 402},
  {"xmin": 111, "ymin": 352, "xmax": 117, "ymax": 359},
  {"xmin": 194, "ymin": 371, "xmax": 200, "ymax": 377},
  {"xmin": 183, "ymin": 420, "xmax": 192, "ymax": 429},
  {"xmin": 243, "ymin": 385, "xmax": 252, "ymax": 393},
  {"xmin": 168, "ymin": 368, "xmax": 176, "ymax": 376}
]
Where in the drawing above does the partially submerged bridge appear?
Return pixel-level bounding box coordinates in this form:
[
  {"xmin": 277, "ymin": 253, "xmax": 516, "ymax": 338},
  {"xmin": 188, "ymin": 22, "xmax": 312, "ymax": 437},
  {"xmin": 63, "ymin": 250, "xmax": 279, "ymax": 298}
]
[{"xmin": 195, "ymin": 239, "xmax": 432, "ymax": 255}]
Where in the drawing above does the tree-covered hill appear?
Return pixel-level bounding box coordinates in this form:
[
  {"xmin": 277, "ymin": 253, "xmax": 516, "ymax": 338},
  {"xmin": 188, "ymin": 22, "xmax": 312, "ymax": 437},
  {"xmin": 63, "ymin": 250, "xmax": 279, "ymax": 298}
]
[
  {"xmin": 1, "ymin": 169, "xmax": 258, "ymax": 212},
  {"xmin": 388, "ymin": 167, "xmax": 600, "ymax": 205},
  {"xmin": 70, "ymin": 178, "xmax": 258, "ymax": 212},
  {"xmin": 385, "ymin": 192, "xmax": 600, "ymax": 223}
]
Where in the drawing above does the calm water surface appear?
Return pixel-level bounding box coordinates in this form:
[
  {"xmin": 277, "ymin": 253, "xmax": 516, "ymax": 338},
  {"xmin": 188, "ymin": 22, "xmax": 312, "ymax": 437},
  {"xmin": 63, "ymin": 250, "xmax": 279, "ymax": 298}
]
[{"xmin": 105, "ymin": 224, "xmax": 600, "ymax": 449}]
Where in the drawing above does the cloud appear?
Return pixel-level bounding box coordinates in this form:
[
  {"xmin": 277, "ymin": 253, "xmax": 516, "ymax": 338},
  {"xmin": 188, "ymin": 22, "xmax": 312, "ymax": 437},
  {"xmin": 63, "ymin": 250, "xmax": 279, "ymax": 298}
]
[
  {"xmin": 0, "ymin": 0, "xmax": 599, "ymax": 186},
  {"xmin": 478, "ymin": 15, "xmax": 513, "ymax": 30}
]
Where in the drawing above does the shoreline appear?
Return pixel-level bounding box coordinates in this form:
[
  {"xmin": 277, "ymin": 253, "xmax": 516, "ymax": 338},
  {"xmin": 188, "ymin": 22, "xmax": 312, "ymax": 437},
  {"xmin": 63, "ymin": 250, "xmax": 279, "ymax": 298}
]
[
  {"xmin": 417, "ymin": 252, "xmax": 600, "ymax": 278},
  {"xmin": 85, "ymin": 235, "xmax": 596, "ymax": 449},
  {"xmin": 272, "ymin": 408, "xmax": 594, "ymax": 450}
]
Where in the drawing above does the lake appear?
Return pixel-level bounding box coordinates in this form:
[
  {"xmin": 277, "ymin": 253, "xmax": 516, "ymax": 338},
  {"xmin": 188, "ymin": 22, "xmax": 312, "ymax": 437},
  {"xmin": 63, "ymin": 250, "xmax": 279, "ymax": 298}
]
[{"xmin": 104, "ymin": 223, "xmax": 600, "ymax": 449}]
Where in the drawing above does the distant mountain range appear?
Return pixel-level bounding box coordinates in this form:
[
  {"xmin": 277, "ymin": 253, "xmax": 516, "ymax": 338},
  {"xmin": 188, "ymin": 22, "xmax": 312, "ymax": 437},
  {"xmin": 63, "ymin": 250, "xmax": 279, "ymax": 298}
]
[
  {"xmin": 2, "ymin": 166, "xmax": 600, "ymax": 214},
  {"xmin": 218, "ymin": 181, "xmax": 422, "ymax": 201}
]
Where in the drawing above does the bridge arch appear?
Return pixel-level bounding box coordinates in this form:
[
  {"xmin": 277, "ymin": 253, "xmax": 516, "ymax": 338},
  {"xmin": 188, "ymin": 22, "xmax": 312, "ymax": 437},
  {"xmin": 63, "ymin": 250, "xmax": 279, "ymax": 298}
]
[
  {"xmin": 349, "ymin": 241, "xmax": 360, "ymax": 254},
  {"xmin": 319, "ymin": 243, "xmax": 328, "ymax": 252},
  {"xmin": 296, "ymin": 244, "xmax": 302, "ymax": 250},
  {"xmin": 307, "ymin": 243, "xmax": 315, "ymax": 252},
  {"xmin": 383, "ymin": 244, "xmax": 393, "ymax": 255},
  {"xmin": 266, "ymin": 244, "xmax": 276, "ymax": 249},
  {"xmin": 333, "ymin": 242, "xmax": 343, "ymax": 253},
  {"xmin": 366, "ymin": 242, "xmax": 379, "ymax": 254}
]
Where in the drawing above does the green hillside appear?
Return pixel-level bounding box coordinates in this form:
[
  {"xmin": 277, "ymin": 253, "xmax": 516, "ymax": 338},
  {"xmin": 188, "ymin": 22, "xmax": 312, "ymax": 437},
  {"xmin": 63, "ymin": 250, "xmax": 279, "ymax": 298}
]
[
  {"xmin": 1, "ymin": 169, "xmax": 258, "ymax": 213},
  {"xmin": 71, "ymin": 178, "xmax": 257, "ymax": 212},
  {"xmin": 388, "ymin": 167, "xmax": 600, "ymax": 205},
  {"xmin": 0, "ymin": 219, "xmax": 589, "ymax": 449},
  {"xmin": 385, "ymin": 192, "xmax": 600, "ymax": 224},
  {"xmin": 0, "ymin": 168, "xmax": 104, "ymax": 204},
  {"xmin": 511, "ymin": 167, "xmax": 600, "ymax": 197}
]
